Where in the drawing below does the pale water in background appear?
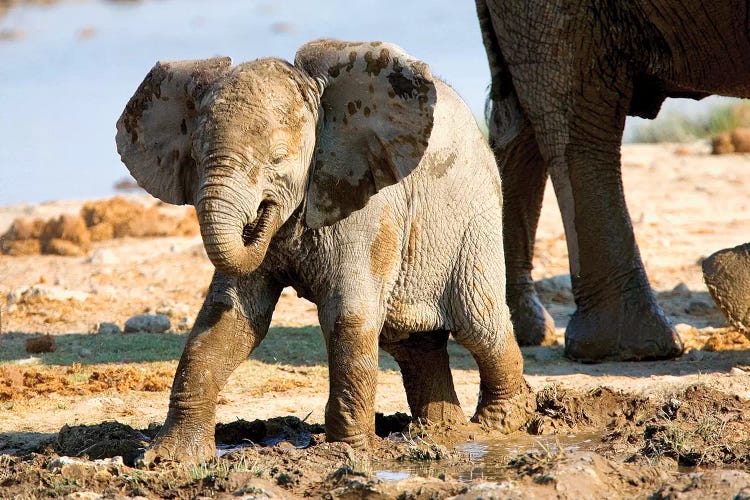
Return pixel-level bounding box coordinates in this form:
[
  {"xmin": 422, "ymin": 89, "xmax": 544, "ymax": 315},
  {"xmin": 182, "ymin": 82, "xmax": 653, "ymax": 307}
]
[{"xmin": 0, "ymin": 0, "xmax": 728, "ymax": 205}]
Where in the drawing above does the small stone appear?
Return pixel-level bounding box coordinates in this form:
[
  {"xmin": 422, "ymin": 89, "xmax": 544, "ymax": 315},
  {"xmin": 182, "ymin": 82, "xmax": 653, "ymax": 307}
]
[
  {"xmin": 124, "ymin": 314, "xmax": 171, "ymax": 333},
  {"xmin": 671, "ymin": 282, "xmax": 691, "ymax": 297},
  {"xmin": 730, "ymin": 366, "xmax": 748, "ymax": 376},
  {"xmin": 97, "ymin": 322, "xmax": 122, "ymax": 335},
  {"xmin": 684, "ymin": 348, "xmax": 705, "ymax": 362},
  {"xmin": 78, "ymin": 348, "xmax": 92, "ymax": 358}
]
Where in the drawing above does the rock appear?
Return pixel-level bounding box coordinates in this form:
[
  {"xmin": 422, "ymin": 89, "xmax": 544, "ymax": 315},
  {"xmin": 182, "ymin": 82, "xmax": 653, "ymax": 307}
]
[
  {"xmin": 671, "ymin": 282, "xmax": 692, "ymax": 297},
  {"xmin": 730, "ymin": 366, "xmax": 748, "ymax": 376},
  {"xmin": 124, "ymin": 314, "xmax": 171, "ymax": 333},
  {"xmin": 684, "ymin": 348, "xmax": 705, "ymax": 362},
  {"xmin": 537, "ymin": 274, "xmax": 572, "ymax": 292},
  {"xmin": 97, "ymin": 322, "xmax": 122, "ymax": 335}
]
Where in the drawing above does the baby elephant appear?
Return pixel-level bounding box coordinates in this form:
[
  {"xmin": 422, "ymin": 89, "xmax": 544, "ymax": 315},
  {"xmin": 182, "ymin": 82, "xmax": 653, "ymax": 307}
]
[{"xmin": 116, "ymin": 39, "xmax": 531, "ymax": 464}]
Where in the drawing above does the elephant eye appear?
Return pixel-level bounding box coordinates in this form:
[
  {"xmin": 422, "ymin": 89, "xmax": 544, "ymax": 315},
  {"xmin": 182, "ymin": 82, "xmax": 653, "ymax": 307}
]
[{"xmin": 270, "ymin": 146, "xmax": 289, "ymax": 165}]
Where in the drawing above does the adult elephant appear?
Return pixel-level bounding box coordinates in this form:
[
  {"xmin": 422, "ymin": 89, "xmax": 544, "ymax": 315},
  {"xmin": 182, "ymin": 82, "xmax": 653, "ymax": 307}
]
[{"xmin": 475, "ymin": 0, "xmax": 750, "ymax": 361}]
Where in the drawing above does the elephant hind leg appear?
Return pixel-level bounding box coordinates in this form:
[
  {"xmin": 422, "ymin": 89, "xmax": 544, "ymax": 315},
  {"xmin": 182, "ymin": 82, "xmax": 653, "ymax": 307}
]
[
  {"xmin": 492, "ymin": 109, "xmax": 556, "ymax": 346},
  {"xmin": 380, "ymin": 330, "xmax": 465, "ymax": 425}
]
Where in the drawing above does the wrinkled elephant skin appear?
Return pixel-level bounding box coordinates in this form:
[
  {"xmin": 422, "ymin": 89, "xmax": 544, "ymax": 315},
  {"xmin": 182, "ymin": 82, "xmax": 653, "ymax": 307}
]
[
  {"xmin": 116, "ymin": 39, "xmax": 532, "ymax": 464},
  {"xmin": 475, "ymin": 0, "xmax": 750, "ymax": 361}
]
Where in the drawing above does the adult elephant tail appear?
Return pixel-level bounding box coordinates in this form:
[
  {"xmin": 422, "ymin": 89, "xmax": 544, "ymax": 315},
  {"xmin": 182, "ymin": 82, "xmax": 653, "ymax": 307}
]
[{"xmin": 475, "ymin": 0, "xmax": 523, "ymax": 151}]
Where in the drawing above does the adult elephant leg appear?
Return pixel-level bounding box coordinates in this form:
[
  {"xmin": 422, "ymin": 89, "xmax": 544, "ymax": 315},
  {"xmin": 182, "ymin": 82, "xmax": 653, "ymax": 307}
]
[
  {"xmin": 380, "ymin": 330, "xmax": 465, "ymax": 424},
  {"xmin": 490, "ymin": 108, "xmax": 556, "ymax": 345},
  {"xmin": 141, "ymin": 272, "xmax": 281, "ymax": 464},
  {"xmin": 526, "ymin": 87, "xmax": 682, "ymax": 361}
]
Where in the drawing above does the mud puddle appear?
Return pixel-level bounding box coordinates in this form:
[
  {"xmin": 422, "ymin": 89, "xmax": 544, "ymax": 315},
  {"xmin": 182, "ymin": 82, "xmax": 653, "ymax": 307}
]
[{"xmin": 375, "ymin": 432, "xmax": 601, "ymax": 482}]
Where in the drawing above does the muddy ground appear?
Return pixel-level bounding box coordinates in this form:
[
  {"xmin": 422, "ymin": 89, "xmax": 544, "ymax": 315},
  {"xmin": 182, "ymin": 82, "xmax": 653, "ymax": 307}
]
[{"xmin": 1, "ymin": 143, "xmax": 749, "ymax": 498}]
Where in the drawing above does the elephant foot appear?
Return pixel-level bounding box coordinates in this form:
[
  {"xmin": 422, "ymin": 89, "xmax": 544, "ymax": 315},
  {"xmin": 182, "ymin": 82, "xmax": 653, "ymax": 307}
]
[
  {"xmin": 471, "ymin": 382, "xmax": 535, "ymax": 433},
  {"xmin": 507, "ymin": 284, "xmax": 556, "ymax": 346},
  {"xmin": 412, "ymin": 400, "xmax": 466, "ymax": 425},
  {"xmin": 564, "ymin": 293, "xmax": 683, "ymax": 362},
  {"xmin": 702, "ymin": 243, "xmax": 750, "ymax": 340},
  {"xmin": 137, "ymin": 427, "xmax": 216, "ymax": 467},
  {"xmin": 325, "ymin": 431, "xmax": 374, "ymax": 450}
]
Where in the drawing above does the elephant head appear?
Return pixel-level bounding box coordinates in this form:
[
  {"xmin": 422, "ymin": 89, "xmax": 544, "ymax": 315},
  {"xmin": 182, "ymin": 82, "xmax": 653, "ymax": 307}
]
[{"xmin": 116, "ymin": 40, "xmax": 436, "ymax": 276}]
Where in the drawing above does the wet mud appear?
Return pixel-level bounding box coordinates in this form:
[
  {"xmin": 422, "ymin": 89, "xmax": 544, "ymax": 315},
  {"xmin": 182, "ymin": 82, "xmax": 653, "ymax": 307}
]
[{"xmin": 1, "ymin": 384, "xmax": 748, "ymax": 498}]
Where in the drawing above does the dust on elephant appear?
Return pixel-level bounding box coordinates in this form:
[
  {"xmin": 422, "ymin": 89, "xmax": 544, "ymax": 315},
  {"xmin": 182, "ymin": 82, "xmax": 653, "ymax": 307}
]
[
  {"xmin": 116, "ymin": 39, "xmax": 533, "ymax": 464},
  {"xmin": 475, "ymin": 0, "xmax": 750, "ymax": 361}
]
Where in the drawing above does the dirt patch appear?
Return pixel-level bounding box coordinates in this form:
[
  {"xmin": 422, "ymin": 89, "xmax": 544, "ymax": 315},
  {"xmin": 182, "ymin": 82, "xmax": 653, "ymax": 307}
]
[
  {"xmin": 2, "ymin": 144, "xmax": 750, "ymax": 497},
  {"xmin": 0, "ymin": 364, "xmax": 173, "ymax": 401},
  {"xmin": 1, "ymin": 196, "xmax": 198, "ymax": 256},
  {"xmin": 1, "ymin": 386, "xmax": 749, "ymax": 499}
]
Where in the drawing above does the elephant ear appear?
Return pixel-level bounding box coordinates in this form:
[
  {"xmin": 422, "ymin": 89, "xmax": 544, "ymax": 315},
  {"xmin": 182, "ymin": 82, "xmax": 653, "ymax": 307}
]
[
  {"xmin": 295, "ymin": 40, "xmax": 436, "ymax": 228},
  {"xmin": 115, "ymin": 58, "xmax": 232, "ymax": 205}
]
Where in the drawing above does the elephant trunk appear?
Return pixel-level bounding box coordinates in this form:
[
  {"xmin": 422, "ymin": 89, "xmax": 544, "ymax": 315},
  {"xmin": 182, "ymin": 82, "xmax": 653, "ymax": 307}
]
[{"xmin": 196, "ymin": 167, "xmax": 281, "ymax": 276}]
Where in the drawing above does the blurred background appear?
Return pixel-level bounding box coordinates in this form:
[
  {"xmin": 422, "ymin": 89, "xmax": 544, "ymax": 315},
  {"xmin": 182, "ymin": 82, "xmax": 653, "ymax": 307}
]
[{"xmin": 0, "ymin": 0, "xmax": 740, "ymax": 205}]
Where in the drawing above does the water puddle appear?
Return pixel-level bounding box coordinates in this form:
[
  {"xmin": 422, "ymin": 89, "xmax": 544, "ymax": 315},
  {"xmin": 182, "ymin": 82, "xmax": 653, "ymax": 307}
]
[{"xmin": 376, "ymin": 432, "xmax": 601, "ymax": 482}]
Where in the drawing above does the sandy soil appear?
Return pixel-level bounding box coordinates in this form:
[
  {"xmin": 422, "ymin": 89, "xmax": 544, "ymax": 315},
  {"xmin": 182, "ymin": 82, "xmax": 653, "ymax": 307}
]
[{"xmin": 1, "ymin": 142, "xmax": 749, "ymax": 498}]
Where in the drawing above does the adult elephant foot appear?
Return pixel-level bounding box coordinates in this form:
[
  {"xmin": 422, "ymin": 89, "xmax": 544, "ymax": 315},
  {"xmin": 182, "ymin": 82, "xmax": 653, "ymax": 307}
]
[
  {"xmin": 137, "ymin": 425, "xmax": 216, "ymax": 466},
  {"xmin": 507, "ymin": 283, "xmax": 556, "ymax": 345},
  {"xmin": 471, "ymin": 381, "xmax": 535, "ymax": 433},
  {"xmin": 564, "ymin": 291, "xmax": 683, "ymax": 362},
  {"xmin": 702, "ymin": 242, "xmax": 750, "ymax": 339}
]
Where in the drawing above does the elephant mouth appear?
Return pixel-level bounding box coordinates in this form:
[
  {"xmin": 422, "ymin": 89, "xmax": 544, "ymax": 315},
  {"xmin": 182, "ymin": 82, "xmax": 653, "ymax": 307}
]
[{"xmin": 242, "ymin": 201, "xmax": 280, "ymax": 247}]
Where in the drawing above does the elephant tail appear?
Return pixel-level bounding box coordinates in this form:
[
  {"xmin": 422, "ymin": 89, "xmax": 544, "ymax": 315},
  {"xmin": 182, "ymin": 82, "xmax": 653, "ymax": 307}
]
[{"xmin": 475, "ymin": 0, "xmax": 522, "ymax": 151}]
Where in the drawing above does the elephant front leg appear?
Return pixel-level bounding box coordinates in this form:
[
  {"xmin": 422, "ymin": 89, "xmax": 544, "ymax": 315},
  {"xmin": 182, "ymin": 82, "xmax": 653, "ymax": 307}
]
[
  {"xmin": 322, "ymin": 313, "xmax": 382, "ymax": 448},
  {"xmin": 536, "ymin": 100, "xmax": 682, "ymax": 362},
  {"xmin": 380, "ymin": 330, "xmax": 465, "ymax": 424},
  {"xmin": 142, "ymin": 273, "xmax": 280, "ymax": 465}
]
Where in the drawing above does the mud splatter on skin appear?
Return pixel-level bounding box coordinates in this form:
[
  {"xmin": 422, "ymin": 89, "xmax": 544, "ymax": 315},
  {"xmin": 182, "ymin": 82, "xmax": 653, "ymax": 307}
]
[
  {"xmin": 364, "ymin": 48, "xmax": 391, "ymax": 76},
  {"xmin": 370, "ymin": 206, "xmax": 399, "ymax": 280},
  {"xmin": 406, "ymin": 217, "xmax": 420, "ymax": 265},
  {"xmin": 426, "ymin": 150, "xmax": 458, "ymax": 179}
]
